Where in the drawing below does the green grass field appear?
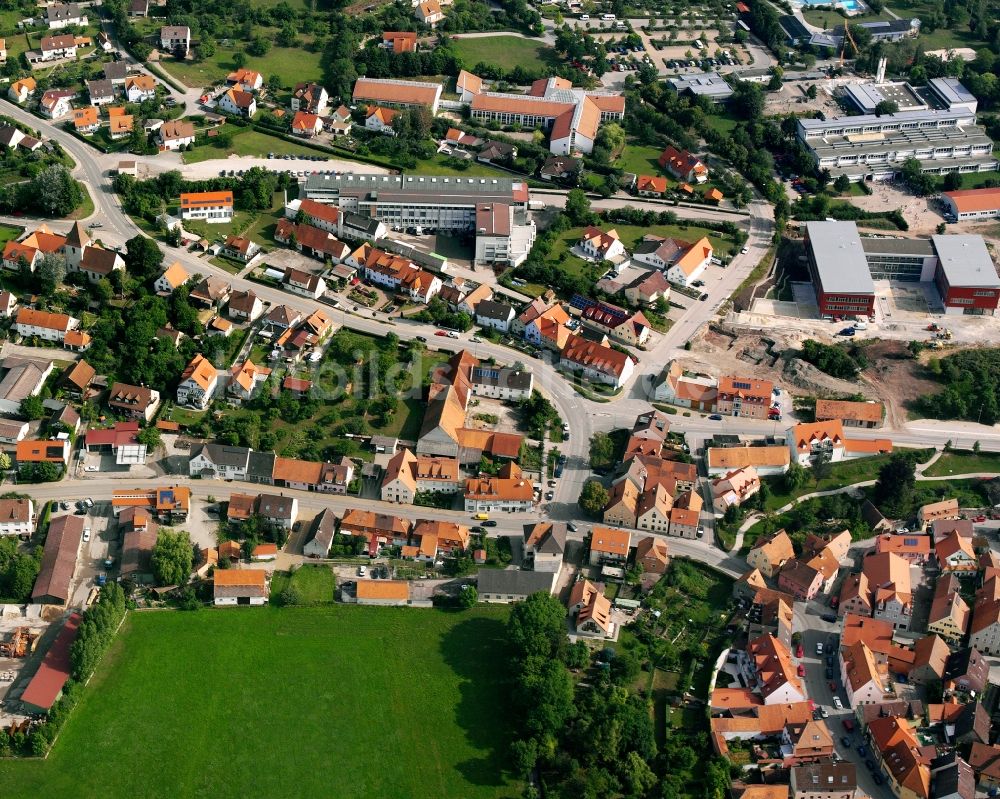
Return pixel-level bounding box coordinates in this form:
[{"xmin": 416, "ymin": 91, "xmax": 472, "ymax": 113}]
[
  {"xmin": 0, "ymin": 606, "xmax": 516, "ymax": 799},
  {"xmin": 160, "ymin": 37, "xmax": 324, "ymax": 89},
  {"xmin": 614, "ymin": 142, "xmax": 663, "ymax": 177},
  {"xmin": 270, "ymin": 565, "xmax": 336, "ymax": 603},
  {"xmin": 451, "ymin": 34, "xmax": 554, "ymax": 72},
  {"xmin": 761, "ymin": 449, "xmax": 934, "ymax": 511},
  {"xmin": 923, "ymin": 450, "xmax": 1000, "ymax": 477},
  {"xmin": 184, "ymin": 128, "xmax": 325, "ymax": 163}
]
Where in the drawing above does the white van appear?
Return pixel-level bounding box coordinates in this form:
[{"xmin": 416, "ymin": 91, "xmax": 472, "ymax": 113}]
[
  {"xmin": 579, "ymin": 13, "xmax": 589, "ymax": 19},
  {"xmin": 602, "ymin": 13, "xmax": 616, "ymax": 19},
  {"xmin": 615, "ymin": 20, "xmax": 626, "ymax": 28}
]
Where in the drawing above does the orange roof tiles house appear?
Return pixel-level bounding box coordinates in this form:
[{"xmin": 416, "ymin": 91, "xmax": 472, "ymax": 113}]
[
  {"xmin": 747, "ymin": 529, "xmax": 795, "ymax": 579},
  {"xmin": 746, "ymin": 632, "xmax": 805, "ymax": 705},
  {"xmin": 659, "ymin": 145, "xmax": 708, "ymax": 183},
  {"xmin": 815, "ymin": 398, "xmax": 884, "ymax": 428},
  {"xmin": 382, "ymin": 30, "xmax": 418, "ymax": 53},
  {"xmin": 588, "ymin": 526, "xmax": 631, "ymax": 566},
  {"xmin": 352, "ymin": 77, "xmax": 442, "ymax": 113},
  {"xmin": 875, "ymin": 532, "xmax": 933, "ymax": 564},
  {"xmin": 180, "ymin": 190, "xmax": 234, "ymax": 224},
  {"xmin": 636, "ymin": 175, "xmax": 668, "ymax": 196},
  {"xmin": 356, "ymin": 580, "xmax": 410, "ymax": 605},
  {"xmin": 213, "ymin": 569, "xmax": 269, "ymax": 605}
]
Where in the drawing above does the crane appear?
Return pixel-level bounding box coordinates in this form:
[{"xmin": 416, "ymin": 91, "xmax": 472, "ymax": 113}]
[{"xmin": 840, "ymin": 24, "xmax": 858, "ymax": 67}]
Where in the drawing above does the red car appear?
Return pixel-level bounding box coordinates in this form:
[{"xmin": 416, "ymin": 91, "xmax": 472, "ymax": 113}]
[
  {"xmin": 795, "ymin": 644, "xmax": 804, "ymax": 658},
  {"xmin": 434, "ymin": 330, "xmax": 447, "ymax": 336},
  {"xmin": 797, "ymin": 664, "xmax": 805, "ymax": 677},
  {"xmin": 829, "ymin": 681, "xmax": 837, "ymax": 691},
  {"xmin": 974, "ymin": 515, "xmax": 987, "ymax": 523},
  {"xmin": 830, "ymin": 595, "xmax": 839, "ymax": 608}
]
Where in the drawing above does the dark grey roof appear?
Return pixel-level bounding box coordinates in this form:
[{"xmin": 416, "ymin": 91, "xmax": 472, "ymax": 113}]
[
  {"xmin": 308, "ymin": 508, "xmax": 336, "ymax": 553},
  {"xmin": 523, "ymin": 522, "xmax": 566, "ymax": 555},
  {"xmin": 32, "ymin": 515, "xmax": 83, "ymax": 604},
  {"xmin": 247, "ymin": 450, "xmax": 276, "ymax": 481},
  {"xmin": 930, "ymin": 753, "xmax": 975, "ymax": 799},
  {"xmin": 944, "ymin": 647, "xmax": 989, "ymax": 691},
  {"xmin": 471, "ymin": 365, "xmax": 532, "ymax": 391},
  {"xmin": 258, "ymin": 493, "xmax": 295, "ymax": 520},
  {"xmin": 479, "ymin": 141, "xmax": 516, "ymax": 160},
  {"xmin": 0, "ymin": 126, "xmax": 21, "ymax": 147},
  {"xmin": 196, "ymin": 442, "xmax": 251, "ymax": 468},
  {"xmin": 47, "ymin": 3, "xmax": 83, "ymax": 20},
  {"xmin": 87, "ymin": 79, "xmax": 114, "ymax": 98},
  {"xmin": 103, "ymin": 61, "xmax": 128, "ymax": 81},
  {"xmin": 779, "ymin": 14, "xmax": 811, "ymax": 41},
  {"xmin": 861, "ymin": 236, "xmax": 935, "ymax": 256},
  {"xmin": 476, "ymin": 569, "xmax": 554, "ymax": 597},
  {"xmin": 474, "ymin": 300, "xmax": 514, "ymax": 321},
  {"xmin": 540, "ymin": 155, "xmax": 581, "ymax": 177},
  {"xmin": 343, "ymin": 211, "xmax": 383, "ymax": 236}
]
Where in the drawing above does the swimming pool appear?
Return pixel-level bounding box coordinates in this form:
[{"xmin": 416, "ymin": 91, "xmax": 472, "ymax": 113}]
[{"xmin": 798, "ymin": 0, "xmax": 866, "ymax": 11}]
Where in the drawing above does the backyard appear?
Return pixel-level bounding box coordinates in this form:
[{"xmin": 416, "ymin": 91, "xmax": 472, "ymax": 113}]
[
  {"xmin": 922, "ymin": 449, "xmax": 1000, "ymax": 478},
  {"xmin": 450, "ymin": 34, "xmax": 556, "ymax": 72},
  {"xmin": 0, "ymin": 606, "xmax": 517, "ymax": 799},
  {"xmin": 270, "ymin": 564, "xmax": 336, "ymax": 603},
  {"xmin": 158, "ymin": 36, "xmax": 325, "ymax": 89}
]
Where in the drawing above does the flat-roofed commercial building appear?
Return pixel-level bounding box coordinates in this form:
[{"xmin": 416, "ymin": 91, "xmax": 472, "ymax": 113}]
[
  {"xmin": 796, "ymin": 108, "xmax": 998, "ymax": 182},
  {"xmin": 933, "ymin": 234, "xmax": 1000, "ymax": 315},
  {"xmin": 302, "ymin": 173, "xmax": 529, "ymax": 233},
  {"xmin": 803, "ymin": 221, "xmax": 876, "ymax": 317},
  {"xmin": 928, "ymin": 77, "xmax": 978, "ymax": 114},
  {"xmin": 805, "ymin": 221, "xmax": 1000, "ymax": 316}
]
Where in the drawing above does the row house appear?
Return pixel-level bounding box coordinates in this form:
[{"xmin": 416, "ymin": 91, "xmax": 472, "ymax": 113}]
[
  {"xmin": 380, "ymin": 448, "xmax": 461, "ymax": 504},
  {"xmin": 463, "ymin": 462, "xmax": 534, "ymax": 513},
  {"xmin": 13, "ymin": 308, "xmax": 79, "ymax": 343}
]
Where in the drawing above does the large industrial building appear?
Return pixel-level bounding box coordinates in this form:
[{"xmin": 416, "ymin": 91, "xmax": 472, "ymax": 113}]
[
  {"xmin": 804, "ymin": 221, "xmax": 1000, "ymax": 316},
  {"xmin": 796, "ymin": 108, "xmax": 998, "ymax": 182},
  {"xmin": 302, "ymin": 173, "xmax": 535, "ymax": 267}
]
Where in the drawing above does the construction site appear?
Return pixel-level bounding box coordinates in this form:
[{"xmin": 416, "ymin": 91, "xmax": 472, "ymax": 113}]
[{"xmin": 0, "ymin": 606, "xmax": 60, "ymax": 728}]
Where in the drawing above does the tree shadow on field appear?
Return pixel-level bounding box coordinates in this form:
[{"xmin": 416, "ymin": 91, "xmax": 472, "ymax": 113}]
[{"xmin": 438, "ymin": 614, "xmax": 517, "ymax": 791}]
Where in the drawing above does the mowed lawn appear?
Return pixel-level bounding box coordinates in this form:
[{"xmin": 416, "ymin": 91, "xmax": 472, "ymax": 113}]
[
  {"xmin": 183, "ymin": 128, "xmax": 325, "ymax": 163},
  {"xmin": 160, "ymin": 37, "xmax": 323, "ymax": 89},
  {"xmin": 0, "ymin": 606, "xmax": 516, "ymax": 799},
  {"xmin": 451, "ymin": 34, "xmax": 554, "ymax": 72}
]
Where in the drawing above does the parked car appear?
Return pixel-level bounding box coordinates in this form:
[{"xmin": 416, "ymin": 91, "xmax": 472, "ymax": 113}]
[
  {"xmin": 482, "ymin": 520, "xmax": 498, "ymax": 527},
  {"xmin": 708, "ymin": 414, "xmax": 723, "ymax": 421},
  {"xmin": 83, "ymin": 528, "xmax": 91, "ymax": 543},
  {"xmin": 358, "ymin": 565, "xmax": 367, "ymax": 577},
  {"xmin": 833, "ymin": 696, "xmax": 844, "ymax": 710},
  {"xmin": 795, "ymin": 644, "xmax": 803, "ymax": 658},
  {"xmin": 873, "ymin": 774, "xmax": 884, "ymax": 786},
  {"xmin": 840, "ymin": 736, "xmax": 851, "ymax": 748},
  {"xmin": 816, "ymin": 642, "xmax": 824, "ymax": 655},
  {"xmin": 821, "ymin": 613, "xmax": 838, "ymax": 623}
]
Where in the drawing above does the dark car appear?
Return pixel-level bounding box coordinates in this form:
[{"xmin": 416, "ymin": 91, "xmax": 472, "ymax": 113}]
[
  {"xmin": 825, "ymin": 667, "xmax": 834, "ymax": 679},
  {"xmin": 825, "ymin": 655, "xmax": 835, "ymax": 666},
  {"xmin": 839, "ymin": 327, "xmax": 856, "ymax": 337},
  {"xmin": 415, "ymin": 335, "xmax": 427, "ymax": 342},
  {"xmin": 482, "ymin": 520, "xmax": 498, "ymax": 527},
  {"xmin": 708, "ymin": 414, "xmax": 723, "ymax": 421},
  {"xmin": 821, "ymin": 613, "xmax": 838, "ymax": 623},
  {"xmin": 873, "ymin": 774, "xmax": 884, "ymax": 786},
  {"xmin": 857, "ymin": 744, "xmax": 868, "ymax": 757},
  {"xmin": 840, "ymin": 736, "xmax": 851, "ymax": 748},
  {"xmin": 866, "ymin": 760, "xmax": 876, "ymax": 771},
  {"xmin": 567, "ymin": 522, "xmax": 578, "ymax": 532},
  {"xmin": 699, "ymin": 293, "xmax": 709, "ymax": 301}
]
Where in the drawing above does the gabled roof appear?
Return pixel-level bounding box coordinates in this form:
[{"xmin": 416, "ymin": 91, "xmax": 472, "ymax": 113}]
[{"xmin": 523, "ymin": 521, "xmax": 566, "ymax": 555}]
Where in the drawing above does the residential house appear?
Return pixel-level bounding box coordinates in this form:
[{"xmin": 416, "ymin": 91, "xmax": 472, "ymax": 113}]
[
  {"xmin": 653, "ymin": 360, "xmax": 718, "ymax": 410},
  {"xmin": 469, "ymin": 365, "xmax": 533, "ymax": 402},
  {"xmin": 107, "ymin": 382, "xmax": 159, "ymax": 421},
  {"xmin": 478, "ymin": 140, "xmax": 517, "ymax": 164},
  {"xmin": 226, "ymin": 290, "xmax": 263, "ymax": 322},
  {"xmin": 779, "ymin": 559, "xmax": 825, "ymax": 602},
  {"xmin": 969, "ymin": 744, "xmax": 1000, "ymax": 791},
  {"xmin": 189, "ymin": 443, "xmax": 252, "ymax": 481},
  {"xmin": 937, "ymin": 530, "xmax": 977, "ymax": 572},
  {"xmin": 176, "ymin": 354, "xmax": 218, "ymax": 410},
  {"xmin": 636, "ymin": 175, "xmax": 667, "ymax": 197},
  {"xmin": 589, "ymin": 526, "xmax": 630, "ymax": 567},
  {"xmin": 477, "ymin": 569, "xmax": 556, "ymax": 603},
  {"xmin": 635, "ymin": 535, "xmax": 669, "ymax": 574},
  {"xmin": 86, "ymin": 79, "xmax": 115, "ymax": 106},
  {"xmin": 213, "ymin": 570, "xmax": 269, "ymax": 606},
  {"xmin": 928, "ymin": 574, "xmax": 970, "ymax": 644},
  {"xmin": 158, "ymin": 119, "xmax": 195, "ymax": 151},
  {"xmin": 160, "ymin": 26, "xmax": 190, "ymax": 55},
  {"xmin": 16, "ymin": 439, "xmax": 70, "ymax": 471},
  {"xmin": 227, "ymin": 68, "xmax": 263, "ymax": 92},
  {"xmin": 303, "ymin": 508, "xmax": 337, "ymax": 558},
  {"xmin": 257, "ymin": 494, "xmax": 298, "ymax": 529},
  {"xmin": 875, "ymin": 533, "xmax": 933, "ymax": 564},
  {"xmin": 867, "ymin": 716, "xmax": 930, "ymax": 799},
  {"xmin": 540, "ymin": 155, "xmax": 582, "ymax": 182},
  {"xmin": 229, "ymin": 360, "xmax": 271, "ymax": 401},
  {"xmin": 222, "ymin": 236, "xmax": 260, "ymax": 263},
  {"xmin": 743, "ymin": 633, "xmax": 805, "ymax": 705},
  {"xmin": 747, "ymin": 530, "xmax": 795, "ymax": 578},
  {"xmin": 580, "ymin": 300, "xmax": 651, "ymax": 347},
  {"xmin": 180, "ymin": 191, "xmax": 234, "ymax": 224},
  {"xmin": 284, "ymin": 267, "xmax": 327, "ymax": 299},
  {"xmin": 579, "ymin": 226, "xmax": 626, "ymax": 261},
  {"xmin": 790, "ymin": 762, "xmax": 858, "ymax": 799},
  {"xmin": 291, "ymin": 111, "xmax": 323, "ymax": 138},
  {"xmin": 463, "ymin": 462, "xmax": 535, "ymax": 513},
  {"xmin": 415, "ymin": 0, "xmax": 444, "ymax": 26},
  {"xmin": 475, "ymin": 300, "xmax": 515, "ymax": 332},
  {"xmin": 0, "ymin": 498, "xmax": 34, "ymax": 537},
  {"xmin": 14, "ymin": 308, "xmax": 79, "ymax": 342},
  {"xmin": 0, "ymin": 290, "xmax": 17, "ymax": 318},
  {"xmin": 930, "ymin": 753, "xmax": 975, "ymax": 799},
  {"xmin": 568, "ymin": 579, "xmax": 614, "ymax": 638},
  {"xmin": 865, "ymin": 551, "xmax": 913, "ymax": 630},
  {"xmin": 789, "ymin": 419, "xmax": 892, "ymax": 467},
  {"xmin": 944, "ymin": 647, "xmax": 989, "ymax": 695},
  {"xmin": 909, "ymin": 634, "xmax": 949, "ymax": 685},
  {"xmin": 717, "ymin": 375, "xmax": 774, "ymax": 420},
  {"xmin": 72, "ymin": 106, "xmax": 100, "ymax": 135},
  {"xmin": 380, "ymin": 448, "xmax": 460, "ymax": 503},
  {"xmin": 219, "ymin": 88, "xmax": 256, "ymax": 118},
  {"xmin": 108, "ymin": 112, "xmax": 134, "ymax": 141},
  {"xmin": 129, "ymin": 0, "xmax": 148, "ymax": 16},
  {"xmin": 523, "ymin": 522, "xmax": 566, "ymax": 573},
  {"xmin": 783, "ymin": 719, "xmax": 835, "ymax": 764},
  {"xmin": 712, "ymin": 467, "xmax": 761, "ymax": 513},
  {"xmin": 39, "ymin": 89, "xmax": 75, "ymax": 118},
  {"xmin": 659, "ymin": 145, "xmax": 708, "ymax": 182},
  {"xmin": 46, "ymin": 3, "xmax": 87, "ymax": 28},
  {"xmin": 154, "ymin": 262, "xmax": 190, "ymax": 294},
  {"xmin": 291, "ymin": 82, "xmax": 329, "ymax": 115},
  {"xmin": 918, "ymin": 498, "xmax": 960, "ymax": 528},
  {"xmin": 8, "ymin": 77, "xmax": 35, "ymax": 105},
  {"xmin": 559, "ymin": 335, "xmax": 635, "ymax": 389},
  {"xmin": 815, "ymin": 398, "xmax": 884, "ymax": 428},
  {"xmin": 969, "ymin": 595, "xmax": 1000, "ymax": 655},
  {"xmin": 124, "ymin": 75, "xmax": 156, "ymax": 103},
  {"xmin": 36, "ymin": 34, "xmax": 77, "ymax": 62},
  {"xmin": 669, "ymin": 505, "xmax": 700, "ymax": 539},
  {"xmin": 365, "ymin": 106, "xmax": 397, "ymax": 134}
]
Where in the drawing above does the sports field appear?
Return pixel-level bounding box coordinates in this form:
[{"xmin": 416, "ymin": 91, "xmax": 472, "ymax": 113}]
[{"xmin": 0, "ymin": 606, "xmax": 516, "ymax": 799}]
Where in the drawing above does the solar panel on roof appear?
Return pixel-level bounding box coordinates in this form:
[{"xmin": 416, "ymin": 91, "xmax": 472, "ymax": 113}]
[
  {"xmin": 904, "ymin": 538, "xmax": 918, "ymax": 546},
  {"xmin": 734, "ymin": 381, "xmax": 751, "ymax": 389}
]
